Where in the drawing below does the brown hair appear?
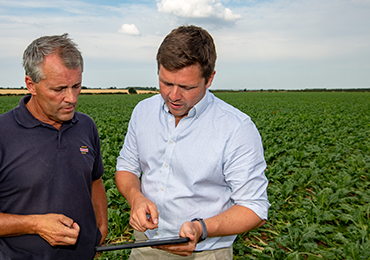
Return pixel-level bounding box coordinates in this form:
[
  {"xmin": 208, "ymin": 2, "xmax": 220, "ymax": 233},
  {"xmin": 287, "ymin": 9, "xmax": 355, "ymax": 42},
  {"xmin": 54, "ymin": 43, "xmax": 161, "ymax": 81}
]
[{"xmin": 156, "ymin": 25, "xmax": 217, "ymax": 83}]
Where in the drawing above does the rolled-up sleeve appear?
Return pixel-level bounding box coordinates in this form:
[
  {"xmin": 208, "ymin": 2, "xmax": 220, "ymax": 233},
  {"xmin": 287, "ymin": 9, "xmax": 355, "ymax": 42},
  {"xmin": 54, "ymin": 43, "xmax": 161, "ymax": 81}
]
[
  {"xmin": 223, "ymin": 117, "xmax": 270, "ymax": 220},
  {"xmin": 116, "ymin": 107, "xmax": 141, "ymax": 178}
]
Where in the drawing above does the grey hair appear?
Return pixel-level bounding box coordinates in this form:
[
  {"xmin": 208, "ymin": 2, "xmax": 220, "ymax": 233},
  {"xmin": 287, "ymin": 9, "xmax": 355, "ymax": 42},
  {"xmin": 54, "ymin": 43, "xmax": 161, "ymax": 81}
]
[{"xmin": 22, "ymin": 33, "xmax": 83, "ymax": 83}]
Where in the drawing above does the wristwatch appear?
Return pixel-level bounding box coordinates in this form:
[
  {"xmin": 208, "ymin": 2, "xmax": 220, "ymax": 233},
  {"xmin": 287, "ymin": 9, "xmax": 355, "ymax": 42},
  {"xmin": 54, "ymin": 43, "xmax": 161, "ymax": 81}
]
[{"xmin": 191, "ymin": 218, "xmax": 207, "ymax": 242}]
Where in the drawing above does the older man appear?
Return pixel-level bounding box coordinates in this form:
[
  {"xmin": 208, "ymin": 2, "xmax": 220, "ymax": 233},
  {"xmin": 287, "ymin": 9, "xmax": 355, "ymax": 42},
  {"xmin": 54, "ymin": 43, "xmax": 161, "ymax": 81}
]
[{"xmin": 0, "ymin": 34, "xmax": 107, "ymax": 260}]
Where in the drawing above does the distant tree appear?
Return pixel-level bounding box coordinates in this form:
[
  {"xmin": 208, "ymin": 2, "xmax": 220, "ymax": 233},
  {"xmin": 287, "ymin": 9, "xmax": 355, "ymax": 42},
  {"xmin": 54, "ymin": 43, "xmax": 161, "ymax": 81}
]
[{"xmin": 128, "ymin": 87, "xmax": 137, "ymax": 94}]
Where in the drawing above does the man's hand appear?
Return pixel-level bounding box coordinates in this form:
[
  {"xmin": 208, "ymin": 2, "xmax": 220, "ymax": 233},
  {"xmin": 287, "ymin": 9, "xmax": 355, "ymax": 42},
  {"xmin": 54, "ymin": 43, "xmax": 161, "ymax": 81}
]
[
  {"xmin": 129, "ymin": 196, "xmax": 158, "ymax": 232},
  {"xmin": 153, "ymin": 221, "xmax": 202, "ymax": 256},
  {"xmin": 32, "ymin": 214, "xmax": 80, "ymax": 246}
]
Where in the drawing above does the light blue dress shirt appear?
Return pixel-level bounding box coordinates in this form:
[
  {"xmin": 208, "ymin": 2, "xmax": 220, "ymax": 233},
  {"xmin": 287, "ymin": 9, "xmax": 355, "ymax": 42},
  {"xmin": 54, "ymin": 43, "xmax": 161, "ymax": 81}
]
[{"xmin": 116, "ymin": 90, "xmax": 270, "ymax": 251}]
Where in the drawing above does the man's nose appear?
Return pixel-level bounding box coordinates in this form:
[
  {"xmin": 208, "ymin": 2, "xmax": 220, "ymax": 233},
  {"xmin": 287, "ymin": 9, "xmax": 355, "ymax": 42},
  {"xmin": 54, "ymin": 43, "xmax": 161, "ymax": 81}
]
[
  {"xmin": 169, "ymin": 85, "xmax": 181, "ymax": 101},
  {"xmin": 64, "ymin": 87, "xmax": 77, "ymax": 103}
]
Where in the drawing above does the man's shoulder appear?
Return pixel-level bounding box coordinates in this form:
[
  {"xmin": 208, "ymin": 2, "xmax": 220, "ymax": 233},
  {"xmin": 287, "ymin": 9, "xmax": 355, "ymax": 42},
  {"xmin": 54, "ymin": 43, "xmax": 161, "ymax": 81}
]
[
  {"xmin": 0, "ymin": 109, "xmax": 13, "ymax": 120},
  {"xmin": 75, "ymin": 111, "xmax": 95, "ymax": 123},
  {"xmin": 211, "ymin": 94, "xmax": 250, "ymax": 122},
  {"xmin": 0, "ymin": 109, "xmax": 16, "ymax": 129},
  {"xmin": 137, "ymin": 94, "xmax": 162, "ymax": 106},
  {"xmin": 133, "ymin": 94, "xmax": 162, "ymax": 113},
  {"xmin": 73, "ymin": 112, "xmax": 99, "ymax": 132}
]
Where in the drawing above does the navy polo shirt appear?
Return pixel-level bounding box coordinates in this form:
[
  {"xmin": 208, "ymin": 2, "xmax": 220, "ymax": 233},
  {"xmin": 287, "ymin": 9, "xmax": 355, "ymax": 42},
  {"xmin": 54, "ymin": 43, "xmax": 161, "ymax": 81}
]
[{"xmin": 0, "ymin": 95, "xmax": 104, "ymax": 260}]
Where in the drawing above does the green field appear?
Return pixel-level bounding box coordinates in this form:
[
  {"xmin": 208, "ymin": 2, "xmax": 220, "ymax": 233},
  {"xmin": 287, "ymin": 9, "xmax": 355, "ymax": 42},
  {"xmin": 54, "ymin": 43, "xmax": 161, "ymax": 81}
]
[{"xmin": 1, "ymin": 92, "xmax": 369, "ymax": 259}]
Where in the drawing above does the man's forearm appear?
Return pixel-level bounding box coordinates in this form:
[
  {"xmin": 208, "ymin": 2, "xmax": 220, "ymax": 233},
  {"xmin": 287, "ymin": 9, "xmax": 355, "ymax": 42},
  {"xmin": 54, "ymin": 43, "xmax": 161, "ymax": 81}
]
[
  {"xmin": 0, "ymin": 212, "xmax": 36, "ymax": 237},
  {"xmin": 203, "ymin": 205, "xmax": 265, "ymax": 238},
  {"xmin": 115, "ymin": 171, "xmax": 143, "ymax": 207},
  {"xmin": 0, "ymin": 212, "xmax": 80, "ymax": 246},
  {"xmin": 91, "ymin": 178, "xmax": 108, "ymax": 243}
]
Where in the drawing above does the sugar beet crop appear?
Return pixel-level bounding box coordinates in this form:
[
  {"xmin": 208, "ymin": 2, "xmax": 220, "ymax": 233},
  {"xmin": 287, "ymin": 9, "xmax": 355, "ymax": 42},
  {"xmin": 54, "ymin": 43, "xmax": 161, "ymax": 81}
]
[{"xmin": 1, "ymin": 91, "xmax": 369, "ymax": 259}]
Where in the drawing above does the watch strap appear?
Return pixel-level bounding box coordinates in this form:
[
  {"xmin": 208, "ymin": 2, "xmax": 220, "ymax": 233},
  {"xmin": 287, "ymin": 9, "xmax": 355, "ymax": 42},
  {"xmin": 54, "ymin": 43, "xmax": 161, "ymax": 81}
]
[{"xmin": 191, "ymin": 218, "xmax": 207, "ymax": 242}]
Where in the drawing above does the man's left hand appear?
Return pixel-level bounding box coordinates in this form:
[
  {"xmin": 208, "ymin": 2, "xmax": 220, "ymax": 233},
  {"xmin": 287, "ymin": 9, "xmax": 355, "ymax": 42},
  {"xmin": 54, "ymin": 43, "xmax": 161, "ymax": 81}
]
[{"xmin": 152, "ymin": 221, "xmax": 202, "ymax": 256}]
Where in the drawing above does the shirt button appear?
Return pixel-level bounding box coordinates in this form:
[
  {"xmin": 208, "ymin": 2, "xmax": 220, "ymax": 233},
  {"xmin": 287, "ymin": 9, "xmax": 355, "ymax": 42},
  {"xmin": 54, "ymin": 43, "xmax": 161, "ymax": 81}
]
[
  {"xmin": 170, "ymin": 140, "xmax": 174, "ymax": 144},
  {"xmin": 164, "ymin": 163, "xmax": 168, "ymax": 168},
  {"xmin": 169, "ymin": 118, "xmax": 173, "ymax": 122},
  {"xmin": 160, "ymin": 188, "xmax": 164, "ymax": 191}
]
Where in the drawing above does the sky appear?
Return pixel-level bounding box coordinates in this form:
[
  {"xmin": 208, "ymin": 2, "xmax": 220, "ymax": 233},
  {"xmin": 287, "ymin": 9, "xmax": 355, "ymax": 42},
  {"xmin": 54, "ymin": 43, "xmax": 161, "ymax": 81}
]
[{"xmin": 0, "ymin": 0, "xmax": 369, "ymax": 90}]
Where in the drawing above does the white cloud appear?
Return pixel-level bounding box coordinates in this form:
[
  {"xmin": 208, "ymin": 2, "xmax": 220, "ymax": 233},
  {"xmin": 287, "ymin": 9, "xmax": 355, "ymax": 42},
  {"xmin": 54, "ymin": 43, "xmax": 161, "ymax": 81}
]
[
  {"xmin": 156, "ymin": 0, "xmax": 241, "ymax": 22},
  {"xmin": 212, "ymin": 0, "xmax": 370, "ymax": 63},
  {"xmin": 118, "ymin": 23, "xmax": 140, "ymax": 35}
]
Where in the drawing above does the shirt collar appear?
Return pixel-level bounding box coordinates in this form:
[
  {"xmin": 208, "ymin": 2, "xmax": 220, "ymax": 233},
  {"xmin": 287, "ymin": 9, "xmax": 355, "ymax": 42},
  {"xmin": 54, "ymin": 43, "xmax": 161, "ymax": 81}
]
[
  {"xmin": 13, "ymin": 95, "xmax": 78, "ymax": 129},
  {"xmin": 162, "ymin": 90, "xmax": 211, "ymax": 118}
]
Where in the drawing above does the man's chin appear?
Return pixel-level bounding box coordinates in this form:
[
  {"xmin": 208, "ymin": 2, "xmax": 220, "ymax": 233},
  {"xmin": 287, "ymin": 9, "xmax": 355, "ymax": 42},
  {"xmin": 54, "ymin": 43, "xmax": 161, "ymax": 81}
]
[
  {"xmin": 169, "ymin": 110, "xmax": 185, "ymax": 117},
  {"xmin": 59, "ymin": 112, "xmax": 75, "ymax": 122}
]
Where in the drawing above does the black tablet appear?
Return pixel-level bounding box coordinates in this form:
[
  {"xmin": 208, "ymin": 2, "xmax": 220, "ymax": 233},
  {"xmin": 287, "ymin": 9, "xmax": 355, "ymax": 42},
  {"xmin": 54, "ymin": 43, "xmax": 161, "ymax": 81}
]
[{"xmin": 95, "ymin": 236, "xmax": 190, "ymax": 252}]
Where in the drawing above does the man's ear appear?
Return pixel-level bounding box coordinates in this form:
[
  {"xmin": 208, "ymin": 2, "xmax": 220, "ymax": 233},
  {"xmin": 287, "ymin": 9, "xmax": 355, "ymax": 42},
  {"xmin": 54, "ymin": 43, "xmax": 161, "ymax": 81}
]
[
  {"xmin": 25, "ymin": 76, "xmax": 36, "ymax": 95},
  {"xmin": 205, "ymin": 70, "xmax": 216, "ymax": 89}
]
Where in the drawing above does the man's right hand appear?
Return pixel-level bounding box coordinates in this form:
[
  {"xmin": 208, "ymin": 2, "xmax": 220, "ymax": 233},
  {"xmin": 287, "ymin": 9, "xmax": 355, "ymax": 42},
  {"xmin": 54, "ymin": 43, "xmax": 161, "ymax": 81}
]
[
  {"xmin": 129, "ymin": 196, "xmax": 158, "ymax": 232},
  {"xmin": 31, "ymin": 213, "xmax": 80, "ymax": 246}
]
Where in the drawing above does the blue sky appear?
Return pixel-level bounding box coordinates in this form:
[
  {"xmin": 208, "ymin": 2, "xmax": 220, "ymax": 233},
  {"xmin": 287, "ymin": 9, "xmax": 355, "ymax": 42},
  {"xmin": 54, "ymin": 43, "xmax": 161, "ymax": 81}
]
[{"xmin": 0, "ymin": 0, "xmax": 369, "ymax": 90}]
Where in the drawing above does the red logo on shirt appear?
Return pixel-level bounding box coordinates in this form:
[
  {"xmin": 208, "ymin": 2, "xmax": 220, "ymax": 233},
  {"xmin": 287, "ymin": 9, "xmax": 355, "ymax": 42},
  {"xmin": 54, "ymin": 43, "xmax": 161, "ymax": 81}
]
[{"xmin": 80, "ymin": 146, "xmax": 89, "ymax": 154}]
